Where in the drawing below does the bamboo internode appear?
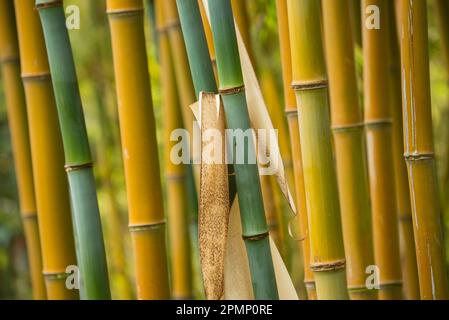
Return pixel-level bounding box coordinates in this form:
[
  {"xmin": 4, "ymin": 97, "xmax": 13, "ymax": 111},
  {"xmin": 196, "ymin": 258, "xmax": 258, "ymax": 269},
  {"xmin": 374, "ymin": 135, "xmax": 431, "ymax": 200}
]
[
  {"xmin": 275, "ymin": 0, "xmax": 315, "ymax": 299},
  {"xmin": 287, "ymin": 0, "xmax": 348, "ymax": 300},
  {"xmin": 323, "ymin": 0, "xmax": 376, "ymax": 300},
  {"xmin": 362, "ymin": 0, "xmax": 402, "ymax": 300},
  {"xmin": 399, "ymin": 0, "xmax": 449, "ymax": 300},
  {"xmin": 107, "ymin": 0, "xmax": 169, "ymax": 299},
  {"xmin": 36, "ymin": 0, "xmax": 110, "ymax": 300},
  {"xmin": 0, "ymin": 0, "xmax": 46, "ymax": 300}
]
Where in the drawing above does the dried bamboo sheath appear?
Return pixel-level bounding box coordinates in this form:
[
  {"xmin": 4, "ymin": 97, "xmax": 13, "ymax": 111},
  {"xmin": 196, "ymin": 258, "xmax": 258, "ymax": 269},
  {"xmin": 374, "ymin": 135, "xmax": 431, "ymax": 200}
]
[
  {"xmin": 0, "ymin": 0, "xmax": 46, "ymax": 300},
  {"xmin": 107, "ymin": 0, "xmax": 169, "ymax": 299}
]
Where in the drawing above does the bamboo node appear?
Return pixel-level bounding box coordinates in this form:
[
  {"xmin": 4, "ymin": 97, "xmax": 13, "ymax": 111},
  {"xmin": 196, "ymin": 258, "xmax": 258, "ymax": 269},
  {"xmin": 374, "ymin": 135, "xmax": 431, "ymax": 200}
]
[
  {"xmin": 129, "ymin": 221, "xmax": 166, "ymax": 232},
  {"xmin": 35, "ymin": 0, "xmax": 63, "ymax": 10},
  {"xmin": 43, "ymin": 271, "xmax": 70, "ymax": 280},
  {"xmin": 404, "ymin": 152, "xmax": 435, "ymax": 162},
  {"xmin": 219, "ymin": 85, "xmax": 245, "ymax": 96},
  {"xmin": 364, "ymin": 118, "xmax": 392, "ymax": 129},
  {"xmin": 21, "ymin": 72, "xmax": 51, "ymax": 82},
  {"xmin": 291, "ymin": 79, "xmax": 328, "ymax": 91},
  {"xmin": 242, "ymin": 232, "xmax": 269, "ymax": 242},
  {"xmin": 106, "ymin": 7, "xmax": 144, "ymax": 17},
  {"xmin": 378, "ymin": 280, "xmax": 403, "ymax": 289},
  {"xmin": 64, "ymin": 162, "xmax": 94, "ymax": 172},
  {"xmin": 332, "ymin": 122, "xmax": 364, "ymax": 133},
  {"xmin": 310, "ymin": 259, "xmax": 346, "ymax": 272},
  {"xmin": 22, "ymin": 212, "xmax": 38, "ymax": 220},
  {"xmin": 166, "ymin": 173, "xmax": 186, "ymax": 181},
  {"xmin": 285, "ymin": 108, "xmax": 298, "ymax": 117},
  {"xmin": 0, "ymin": 55, "xmax": 19, "ymax": 64}
]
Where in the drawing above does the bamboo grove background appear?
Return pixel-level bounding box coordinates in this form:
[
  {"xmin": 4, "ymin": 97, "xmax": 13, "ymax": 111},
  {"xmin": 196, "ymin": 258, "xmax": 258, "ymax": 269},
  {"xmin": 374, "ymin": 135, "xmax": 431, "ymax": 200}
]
[{"xmin": 0, "ymin": 0, "xmax": 449, "ymax": 300}]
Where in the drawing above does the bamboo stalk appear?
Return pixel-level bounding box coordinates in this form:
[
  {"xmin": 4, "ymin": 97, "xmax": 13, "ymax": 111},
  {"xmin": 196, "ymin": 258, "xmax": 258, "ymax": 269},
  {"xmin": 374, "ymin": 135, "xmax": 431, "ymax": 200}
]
[
  {"xmin": 287, "ymin": 0, "xmax": 348, "ymax": 300},
  {"xmin": 156, "ymin": 1, "xmax": 193, "ymax": 299},
  {"xmin": 362, "ymin": 0, "xmax": 403, "ymax": 300},
  {"xmin": 208, "ymin": 0, "xmax": 278, "ymax": 300},
  {"xmin": 106, "ymin": 0, "xmax": 169, "ymax": 299},
  {"xmin": 322, "ymin": 0, "xmax": 376, "ymax": 300},
  {"xmin": 0, "ymin": 1, "xmax": 46, "ymax": 300},
  {"xmin": 387, "ymin": 0, "xmax": 420, "ymax": 300},
  {"xmin": 399, "ymin": 0, "xmax": 449, "ymax": 300},
  {"xmin": 197, "ymin": 0, "xmax": 217, "ymax": 76},
  {"xmin": 275, "ymin": 0, "xmax": 315, "ymax": 299},
  {"xmin": 349, "ymin": 0, "xmax": 362, "ymax": 47},
  {"xmin": 14, "ymin": 0, "xmax": 80, "ymax": 300},
  {"xmin": 230, "ymin": 0, "xmax": 254, "ymax": 64},
  {"xmin": 36, "ymin": 0, "xmax": 110, "ymax": 300}
]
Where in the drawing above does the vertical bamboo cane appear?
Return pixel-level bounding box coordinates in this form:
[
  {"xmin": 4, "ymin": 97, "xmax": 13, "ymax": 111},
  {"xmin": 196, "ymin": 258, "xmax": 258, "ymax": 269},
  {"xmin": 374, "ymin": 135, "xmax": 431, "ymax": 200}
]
[
  {"xmin": 230, "ymin": 0, "xmax": 254, "ymax": 64},
  {"xmin": 208, "ymin": 0, "xmax": 278, "ymax": 300},
  {"xmin": 322, "ymin": 0, "xmax": 376, "ymax": 300},
  {"xmin": 287, "ymin": 0, "xmax": 348, "ymax": 300},
  {"xmin": 14, "ymin": 0, "xmax": 79, "ymax": 300},
  {"xmin": 106, "ymin": 0, "xmax": 169, "ymax": 300},
  {"xmin": 36, "ymin": 0, "xmax": 110, "ymax": 300},
  {"xmin": 362, "ymin": 0, "xmax": 403, "ymax": 300},
  {"xmin": 399, "ymin": 0, "xmax": 449, "ymax": 300},
  {"xmin": 349, "ymin": 0, "xmax": 363, "ymax": 47},
  {"xmin": 156, "ymin": 1, "xmax": 193, "ymax": 299},
  {"xmin": 387, "ymin": 0, "xmax": 420, "ymax": 300},
  {"xmin": 0, "ymin": 0, "xmax": 46, "ymax": 300},
  {"xmin": 275, "ymin": 0, "xmax": 315, "ymax": 299}
]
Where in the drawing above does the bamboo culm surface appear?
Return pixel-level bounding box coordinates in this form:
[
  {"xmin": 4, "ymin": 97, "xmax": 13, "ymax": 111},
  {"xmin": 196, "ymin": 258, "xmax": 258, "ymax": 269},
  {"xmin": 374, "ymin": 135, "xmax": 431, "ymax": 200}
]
[
  {"xmin": 399, "ymin": 0, "xmax": 449, "ymax": 300},
  {"xmin": 0, "ymin": 0, "xmax": 46, "ymax": 300},
  {"xmin": 107, "ymin": 0, "xmax": 170, "ymax": 300},
  {"xmin": 208, "ymin": 0, "xmax": 278, "ymax": 300},
  {"xmin": 287, "ymin": 0, "xmax": 348, "ymax": 300},
  {"xmin": 322, "ymin": 0, "xmax": 376, "ymax": 300},
  {"xmin": 36, "ymin": 0, "xmax": 110, "ymax": 300}
]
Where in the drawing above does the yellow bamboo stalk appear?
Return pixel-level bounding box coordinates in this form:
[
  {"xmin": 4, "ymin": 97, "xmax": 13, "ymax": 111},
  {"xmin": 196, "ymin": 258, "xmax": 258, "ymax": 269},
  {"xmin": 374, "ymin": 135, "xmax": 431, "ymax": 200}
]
[
  {"xmin": 388, "ymin": 0, "xmax": 420, "ymax": 300},
  {"xmin": 362, "ymin": 0, "xmax": 402, "ymax": 300},
  {"xmin": 399, "ymin": 0, "xmax": 449, "ymax": 300},
  {"xmin": 275, "ymin": 0, "xmax": 315, "ymax": 299},
  {"xmin": 0, "ymin": 0, "xmax": 46, "ymax": 300},
  {"xmin": 13, "ymin": 0, "xmax": 78, "ymax": 300},
  {"xmin": 107, "ymin": 0, "xmax": 170, "ymax": 299},
  {"xmin": 323, "ymin": 0, "xmax": 376, "ymax": 300},
  {"xmin": 156, "ymin": 2, "xmax": 193, "ymax": 299},
  {"xmin": 198, "ymin": 0, "xmax": 217, "ymax": 76}
]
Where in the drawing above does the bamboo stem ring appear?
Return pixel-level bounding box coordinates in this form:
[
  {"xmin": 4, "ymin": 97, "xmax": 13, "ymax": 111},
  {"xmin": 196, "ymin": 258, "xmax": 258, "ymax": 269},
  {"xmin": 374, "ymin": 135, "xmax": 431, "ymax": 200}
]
[
  {"xmin": 128, "ymin": 221, "xmax": 167, "ymax": 233},
  {"xmin": 21, "ymin": 72, "xmax": 51, "ymax": 82},
  {"xmin": 242, "ymin": 232, "xmax": 270, "ymax": 242},
  {"xmin": 106, "ymin": 8, "xmax": 143, "ymax": 17},
  {"xmin": 404, "ymin": 152, "xmax": 435, "ymax": 162},
  {"xmin": 219, "ymin": 85, "xmax": 245, "ymax": 96},
  {"xmin": 64, "ymin": 162, "xmax": 94, "ymax": 172},
  {"xmin": 0, "ymin": 55, "xmax": 19, "ymax": 64},
  {"xmin": 35, "ymin": 0, "xmax": 62, "ymax": 10},
  {"xmin": 292, "ymin": 79, "xmax": 328, "ymax": 91},
  {"xmin": 310, "ymin": 259, "xmax": 346, "ymax": 272}
]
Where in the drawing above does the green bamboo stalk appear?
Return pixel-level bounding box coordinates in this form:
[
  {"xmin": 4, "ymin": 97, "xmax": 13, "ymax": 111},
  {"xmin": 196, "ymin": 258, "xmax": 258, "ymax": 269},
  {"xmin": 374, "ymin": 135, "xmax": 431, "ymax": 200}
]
[
  {"xmin": 36, "ymin": 0, "xmax": 110, "ymax": 300},
  {"xmin": 176, "ymin": 0, "xmax": 236, "ymax": 201},
  {"xmin": 207, "ymin": 0, "xmax": 278, "ymax": 300},
  {"xmin": 287, "ymin": 0, "xmax": 348, "ymax": 300}
]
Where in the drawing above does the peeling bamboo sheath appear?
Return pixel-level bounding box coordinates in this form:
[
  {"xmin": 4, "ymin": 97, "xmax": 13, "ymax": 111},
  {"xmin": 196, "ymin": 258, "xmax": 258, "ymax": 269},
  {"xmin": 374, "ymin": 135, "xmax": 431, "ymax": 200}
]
[
  {"xmin": 13, "ymin": 0, "xmax": 79, "ymax": 300},
  {"xmin": 388, "ymin": 0, "xmax": 420, "ymax": 300},
  {"xmin": 362, "ymin": 0, "xmax": 403, "ymax": 300},
  {"xmin": 36, "ymin": 0, "xmax": 110, "ymax": 300},
  {"xmin": 322, "ymin": 0, "xmax": 376, "ymax": 300},
  {"xmin": 287, "ymin": 0, "xmax": 348, "ymax": 300},
  {"xmin": 0, "ymin": 1, "xmax": 46, "ymax": 300},
  {"xmin": 275, "ymin": 0, "xmax": 315, "ymax": 299},
  {"xmin": 208, "ymin": 0, "xmax": 278, "ymax": 300},
  {"xmin": 107, "ymin": 0, "xmax": 169, "ymax": 299},
  {"xmin": 399, "ymin": 0, "xmax": 449, "ymax": 300},
  {"xmin": 156, "ymin": 0, "xmax": 193, "ymax": 299}
]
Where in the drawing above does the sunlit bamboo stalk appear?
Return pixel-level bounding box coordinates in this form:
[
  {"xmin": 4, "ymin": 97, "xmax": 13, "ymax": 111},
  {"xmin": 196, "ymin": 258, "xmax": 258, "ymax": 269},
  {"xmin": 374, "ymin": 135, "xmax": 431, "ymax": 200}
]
[
  {"xmin": 156, "ymin": 1, "xmax": 193, "ymax": 299},
  {"xmin": 275, "ymin": 0, "xmax": 315, "ymax": 299},
  {"xmin": 36, "ymin": 0, "xmax": 110, "ymax": 299},
  {"xmin": 0, "ymin": 0, "xmax": 46, "ymax": 300},
  {"xmin": 107, "ymin": 0, "xmax": 169, "ymax": 299},
  {"xmin": 387, "ymin": 0, "xmax": 420, "ymax": 300},
  {"xmin": 322, "ymin": 0, "xmax": 376, "ymax": 300},
  {"xmin": 287, "ymin": 0, "xmax": 348, "ymax": 300},
  {"xmin": 399, "ymin": 0, "xmax": 449, "ymax": 300},
  {"xmin": 362, "ymin": 0, "xmax": 403, "ymax": 300},
  {"xmin": 14, "ymin": 0, "xmax": 80, "ymax": 300}
]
